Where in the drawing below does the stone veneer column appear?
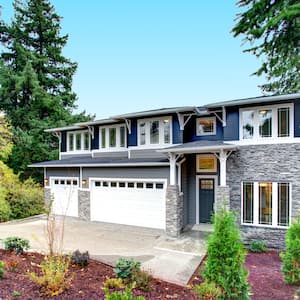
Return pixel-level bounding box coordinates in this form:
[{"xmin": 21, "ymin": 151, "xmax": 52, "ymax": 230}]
[
  {"xmin": 166, "ymin": 185, "xmax": 183, "ymax": 237},
  {"xmin": 215, "ymin": 186, "xmax": 230, "ymax": 212},
  {"xmin": 78, "ymin": 190, "xmax": 90, "ymax": 221},
  {"xmin": 44, "ymin": 188, "xmax": 52, "ymax": 207}
]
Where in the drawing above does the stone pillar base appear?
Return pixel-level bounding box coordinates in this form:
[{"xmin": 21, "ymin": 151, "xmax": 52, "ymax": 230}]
[
  {"xmin": 78, "ymin": 189, "xmax": 90, "ymax": 221},
  {"xmin": 215, "ymin": 186, "xmax": 230, "ymax": 212},
  {"xmin": 166, "ymin": 185, "xmax": 183, "ymax": 237}
]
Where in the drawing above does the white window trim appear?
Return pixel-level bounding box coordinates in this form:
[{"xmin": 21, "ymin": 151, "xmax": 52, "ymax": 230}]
[
  {"xmin": 50, "ymin": 176, "xmax": 79, "ymax": 188},
  {"xmin": 196, "ymin": 154, "xmax": 217, "ymax": 173},
  {"xmin": 67, "ymin": 130, "xmax": 90, "ymax": 153},
  {"xmin": 137, "ymin": 116, "xmax": 172, "ymax": 148},
  {"xmin": 196, "ymin": 116, "xmax": 216, "ymax": 136},
  {"xmin": 241, "ymin": 181, "xmax": 292, "ymax": 229},
  {"xmin": 98, "ymin": 124, "xmax": 127, "ymax": 152},
  {"xmin": 239, "ymin": 103, "xmax": 294, "ymax": 142}
]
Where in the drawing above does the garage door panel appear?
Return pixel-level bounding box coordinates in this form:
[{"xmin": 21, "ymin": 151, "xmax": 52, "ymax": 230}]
[
  {"xmin": 91, "ymin": 179, "xmax": 166, "ymax": 229},
  {"xmin": 50, "ymin": 178, "xmax": 78, "ymax": 217}
]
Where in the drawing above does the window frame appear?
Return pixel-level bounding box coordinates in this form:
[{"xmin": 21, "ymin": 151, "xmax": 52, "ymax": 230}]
[
  {"xmin": 196, "ymin": 116, "xmax": 217, "ymax": 136},
  {"xmin": 239, "ymin": 103, "xmax": 294, "ymax": 141},
  {"xmin": 241, "ymin": 181, "xmax": 291, "ymax": 228},
  {"xmin": 137, "ymin": 116, "xmax": 172, "ymax": 147},
  {"xmin": 67, "ymin": 130, "xmax": 90, "ymax": 152},
  {"xmin": 98, "ymin": 124, "xmax": 127, "ymax": 151}
]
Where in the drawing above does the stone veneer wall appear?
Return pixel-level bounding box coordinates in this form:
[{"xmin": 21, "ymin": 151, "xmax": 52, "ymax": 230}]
[
  {"xmin": 78, "ymin": 189, "xmax": 90, "ymax": 221},
  {"xmin": 215, "ymin": 186, "xmax": 230, "ymax": 211},
  {"xmin": 44, "ymin": 188, "xmax": 51, "ymax": 207},
  {"xmin": 227, "ymin": 143, "xmax": 300, "ymax": 248},
  {"xmin": 166, "ymin": 185, "xmax": 183, "ymax": 237}
]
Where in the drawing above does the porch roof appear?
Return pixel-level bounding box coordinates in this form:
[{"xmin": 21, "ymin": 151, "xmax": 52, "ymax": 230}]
[{"xmin": 158, "ymin": 140, "xmax": 237, "ymax": 154}]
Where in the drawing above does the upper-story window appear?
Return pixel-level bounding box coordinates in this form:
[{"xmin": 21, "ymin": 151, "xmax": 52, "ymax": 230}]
[
  {"xmin": 196, "ymin": 117, "xmax": 216, "ymax": 136},
  {"xmin": 240, "ymin": 104, "xmax": 293, "ymax": 140},
  {"xmin": 99, "ymin": 124, "xmax": 126, "ymax": 150},
  {"xmin": 67, "ymin": 131, "xmax": 90, "ymax": 152},
  {"xmin": 137, "ymin": 116, "xmax": 172, "ymax": 147}
]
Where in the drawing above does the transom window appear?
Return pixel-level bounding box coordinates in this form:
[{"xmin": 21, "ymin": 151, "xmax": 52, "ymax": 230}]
[
  {"xmin": 137, "ymin": 116, "xmax": 172, "ymax": 147},
  {"xmin": 240, "ymin": 104, "xmax": 293, "ymax": 140},
  {"xmin": 67, "ymin": 131, "xmax": 90, "ymax": 152},
  {"xmin": 196, "ymin": 117, "xmax": 216, "ymax": 136},
  {"xmin": 242, "ymin": 181, "xmax": 290, "ymax": 227},
  {"xmin": 99, "ymin": 124, "xmax": 126, "ymax": 150}
]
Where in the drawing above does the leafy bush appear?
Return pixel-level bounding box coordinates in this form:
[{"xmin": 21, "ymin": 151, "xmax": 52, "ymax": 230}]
[
  {"xmin": 12, "ymin": 290, "xmax": 21, "ymax": 297},
  {"xmin": 193, "ymin": 280, "xmax": 222, "ymax": 300},
  {"xmin": 249, "ymin": 240, "xmax": 266, "ymax": 253},
  {"xmin": 0, "ymin": 261, "xmax": 5, "ymax": 279},
  {"xmin": 103, "ymin": 277, "xmax": 125, "ymax": 289},
  {"xmin": 131, "ymin": 269, "xmax": 152, "ymax": 292},
  {"xmin": 28, "ymin": 255, "xmax": 73, "ymax": 296},
  {"xmin": 203, "ymin": 208, "xmax": 250, "ymax": 300},
  {"xmin": 280, "ymin": 217, "xmax": 300, "ymax": 284},
  {"xmin": 0, "ymin": 189, "xmax": 11, "ymax": 222},
  {"xmin": 104, "ymin": 287, "xmax": 145, "ymax": 300},
  {"xmin": 4, "ymin": 237, "xmax": 30, "ymax": 255},
  {"xmin": 114, "ymin": 258, "xmax": 141, "ymax": 282},
  {"xmin": 71, "ymin": 249, "xmax": 89, "ymax": 267}
]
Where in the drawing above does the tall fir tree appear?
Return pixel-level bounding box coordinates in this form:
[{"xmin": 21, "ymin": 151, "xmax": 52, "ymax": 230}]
[{"xmin": 0, "ymin": 0, "xmax": 91, "ymax": 180}]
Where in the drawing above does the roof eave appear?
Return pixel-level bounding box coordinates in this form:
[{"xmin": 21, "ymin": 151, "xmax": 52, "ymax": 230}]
[{"xmin": 158, "ymin": 144, "xmax": 237, "ymax": 154}]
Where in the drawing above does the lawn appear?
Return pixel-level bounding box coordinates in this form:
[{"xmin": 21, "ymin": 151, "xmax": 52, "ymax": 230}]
[{"xmin": 0, "ymin": 249, "xmax": 298, "ymax": 299}]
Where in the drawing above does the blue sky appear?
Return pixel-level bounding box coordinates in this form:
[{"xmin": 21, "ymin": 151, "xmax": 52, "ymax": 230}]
[{"xmin": 1, "ymin": 1, "xmax": 265, "ymax": 119}]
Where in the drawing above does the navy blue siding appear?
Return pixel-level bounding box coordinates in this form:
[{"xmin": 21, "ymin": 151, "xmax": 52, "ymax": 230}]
[
  {"xmin": 172, "ymin": 115, "xmax": 183, "ymax": 144},
  {"xmin": 128, "ymin": 119, "xmax": 138, "ymax": 147},
  {"xmin": 92, "ymin": 125, "xmax": 99, "ymax": 150},
  {"xmin": 294, "ymin": 101, "xmax": 300, "ymax": 137},
  {"xmin": 224, "ymin": 109, "xmax": 239, "ymax": 141},
  {"xmin": 61, "ymin": 132, "xmax": 67, "ymax": 152}
]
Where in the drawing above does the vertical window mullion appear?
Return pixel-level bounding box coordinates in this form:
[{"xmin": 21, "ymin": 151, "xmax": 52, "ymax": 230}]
[
  {"xmin": 273, "ymin": 108, "xmax": 278, "ymax": 138},
  {"xmin": 272, "ymin": 182, "xmax": 278, "ymax": 226},
  {"xmin": 253, "ymin": 182, "xmax": 259, "ymax": 225}
]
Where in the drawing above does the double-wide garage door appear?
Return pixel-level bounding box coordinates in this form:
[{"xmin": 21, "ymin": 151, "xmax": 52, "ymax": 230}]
[
  {"xmin": 50, "ymin": 177, "xmax": 78, "ymax": 217},
  {"xmin": 90, "ymin": 178, "xmax": 166, "ymax": 229}
]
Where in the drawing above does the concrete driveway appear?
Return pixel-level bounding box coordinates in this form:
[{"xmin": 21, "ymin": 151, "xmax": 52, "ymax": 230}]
[{"xmin": 0, "ymin": 216, "xmax": 208, "ymax": 285}]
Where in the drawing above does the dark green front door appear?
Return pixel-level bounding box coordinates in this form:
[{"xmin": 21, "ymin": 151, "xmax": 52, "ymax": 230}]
[{"xmin": 199, "ymin": 178, "xmax": 215, "ymax": 223}]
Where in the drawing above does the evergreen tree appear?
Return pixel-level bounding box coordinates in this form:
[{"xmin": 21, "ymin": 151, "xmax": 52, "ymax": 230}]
[
  {"xmin": 232, "ymin": 0, "xmax": 300, "ymax": 94},
  {"xmin": 0, "ymin": 0, "xmax": 91, "ymax": 180}
]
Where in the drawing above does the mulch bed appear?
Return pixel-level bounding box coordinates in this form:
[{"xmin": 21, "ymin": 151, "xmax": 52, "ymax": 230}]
[{"xmin": 0, "ymin": 249, "xmax": 298, "ymax": 299}]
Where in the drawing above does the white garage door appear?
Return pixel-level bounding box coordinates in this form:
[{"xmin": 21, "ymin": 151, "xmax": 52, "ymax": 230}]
[
  {"xmin": 50, "ymin": 177, "xmax": 79, "ymax": 217},
  {"xmin": 90, "ymin": 178, "xmax": 166, "ymax": 229}
]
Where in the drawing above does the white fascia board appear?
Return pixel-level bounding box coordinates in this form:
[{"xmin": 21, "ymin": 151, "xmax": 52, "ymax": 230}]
[
  {"xmin": 157, "ymin": 144, "xmax": 237, "ymax": 154},
  {"xmin": 29, "ymin": 162, "xmax": 170, "ymax": 168}
]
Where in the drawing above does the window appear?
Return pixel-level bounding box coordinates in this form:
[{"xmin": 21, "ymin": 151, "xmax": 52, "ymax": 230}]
[
  {"xmin": 99, "ymin": 125, "xmax": 126, "ymax": 150},
  {"xmin": 242, "ymin": 181, "xmax": 291, "ymax": 227},
  {"xmin": 137, "ymin": 116, "xmax": 172, "ymax": 146},
  {"xmin": 240, "ymin": 104, "xmax": 293, "ymax": 140},
  {"xmin": 196, "ymin": 117, "xmax": 216, "ymax": 136},
  {"xmin": 67, "ymin": 131, "xmax": 90, "ymax": 152},
  {"xmin": 196, "ymin": 154, "xmax": 217, "ymax": 173}
]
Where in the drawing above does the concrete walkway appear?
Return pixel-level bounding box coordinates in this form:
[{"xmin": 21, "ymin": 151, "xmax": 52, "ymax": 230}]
[{"xmin": 0, "ymin": 216, "xmax": 209, "ymax": 285}]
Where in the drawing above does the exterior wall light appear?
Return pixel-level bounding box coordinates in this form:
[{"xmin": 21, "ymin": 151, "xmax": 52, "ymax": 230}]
[
  {"xmin": 44, "ymin": 178, "xmax": 49, "ymax": 185},
  {"xmin": 82, "ymin": 179, "xmax": 87, "ymax": 186}
]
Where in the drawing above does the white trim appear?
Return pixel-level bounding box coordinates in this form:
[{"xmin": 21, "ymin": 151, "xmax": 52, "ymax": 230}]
[
  {"xmin": 158, "ymin": 144, "xmax": 236, "ymax": 153},
  {"xmin": 137, "ymin": 116, "xmax": 173, "ymax": 147},
  {"xmin": 196, "ymin": 154, "xmax": 217, "ymax": 173},
  {"xmin": 241, "ymin": 181, "xmax": 291, "ymax": 228},
  {"xmin": 226, "ymin": 137, "xmax": 300, "ymax": 146},
  {"xmin": 50, "ymin": 176, "xmax": 79, "ymax": 188},
  {"xmin": 196, "ymin": 116, "xmax": 216, "ymax": 136},
  {"xmin": 66, "ymin": 130, "xmax": 91, "ymax": 152},
  {"xmin": 239, "ymin": 103, "xmax": 294, "ymax": 141},
  {"xmin": 196, "ymin": 175, "xmax": 218, "ymax": 224}
]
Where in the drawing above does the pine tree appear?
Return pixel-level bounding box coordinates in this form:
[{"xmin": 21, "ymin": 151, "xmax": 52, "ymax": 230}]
[{"xmin": 0, "ymin": 0, "xmax": 91, "ymax": 180}]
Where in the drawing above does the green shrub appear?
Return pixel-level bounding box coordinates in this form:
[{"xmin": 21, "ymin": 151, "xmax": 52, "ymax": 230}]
[
  {"xmin": 131, "ymin": 269, "xmax": 152, "ymax": 292},
  {"xmin": 28, "ymin": 255, "xmax": 73, "ymax": 296},
  {"xmin": 203, "ymin": 208, "xmax": 250, "ymax": 300},
  {"xmin": 0, "ymin": 261, "xmax": 5, "ymax": 279},
  {"xmin": 103, "ymin": 277, "xmax": 125, "ymax": 289},
  {"xmin": 280, "ymin": 217, "xmax": 300, "ymax": 284},
  {"xmin": 0, "ymin": 188, "xmax": 11, "ymax": 222},
  {"xmin": 71, "ymin": 249, "xmax": 89, "ymax": 267},
  {"xmin": 104, "ymin": 287, "xmax": 145, "ymax": 300},
  {"xmin": 249, "ymin": 240, "xmax": 266, "ymax": 253},
  {"xmin": 12, "ymin": 290, "xmax": 21, "ymax": 297},
  {"xmin": 114, "ymin": 258, "xmax": 141, "ymax": 282},
  {"xmin": 193, "ymin": 280, "xmax": 222, "ymax": 300},
  {"xmin": 4, "ymin": 237, "xmax": 30, "ymax": 255}
]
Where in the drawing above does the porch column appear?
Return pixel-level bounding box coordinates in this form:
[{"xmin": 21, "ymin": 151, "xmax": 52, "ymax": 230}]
[
  {"xmin": 169, "ymin": 153, "xmax": 177, "ymax": 185},
  {"xmin": 219, "ymin": 149, "xmax": 227, "ymax": 187}
]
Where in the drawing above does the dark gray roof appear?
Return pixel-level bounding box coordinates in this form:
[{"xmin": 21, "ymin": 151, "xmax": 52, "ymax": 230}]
[
  {"xmin": 29, "ymin": 156, "xmax": 169, "ymax": 168},
  {"xmin": 158, "ymin": 140, "xmax": 237, "ymax": 153},
  {"xmin": 204, "ymin": 93, "xmax": 300, "ymax": 109}
]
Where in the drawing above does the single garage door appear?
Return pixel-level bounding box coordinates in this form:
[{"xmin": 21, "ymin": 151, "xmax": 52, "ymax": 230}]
[
  {"xmin": 90, "ymin": 178, "xmax": 166, "ymax": 229},
  {"xmin": 50, "ymin": 177, "xmax": 79, "ymax": 217}
]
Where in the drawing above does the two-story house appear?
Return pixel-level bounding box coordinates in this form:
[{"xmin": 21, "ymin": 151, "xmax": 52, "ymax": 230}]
[{"xmin": 31, "ymin": 93, "xmax": 300, "ymax": 248}]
